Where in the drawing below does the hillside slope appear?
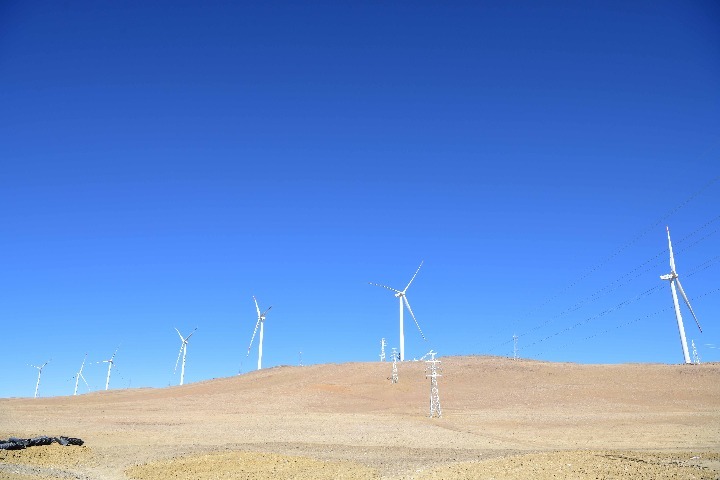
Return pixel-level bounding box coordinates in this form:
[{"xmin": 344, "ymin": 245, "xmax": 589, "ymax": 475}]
[{"xmin": 1, "ymin": 356, "xmax": 719, "ymax": 479}]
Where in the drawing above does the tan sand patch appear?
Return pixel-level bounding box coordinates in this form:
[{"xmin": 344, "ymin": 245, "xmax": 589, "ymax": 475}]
[
  {"xmin": 416, "ymin": 450, "xmax": 720, "ymax": 480},
  {"xmin": 125, "ymin": 450, "xmax": 380, "ymax": 480},
  {"xmin": 0, "ymin": 443, "xmax": 94, "ymax": 469}
]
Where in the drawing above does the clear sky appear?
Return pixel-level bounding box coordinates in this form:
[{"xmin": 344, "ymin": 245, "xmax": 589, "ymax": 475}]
[{"xmin": 1, "ymin": 1, "xmax": 719, "ymax": 398}]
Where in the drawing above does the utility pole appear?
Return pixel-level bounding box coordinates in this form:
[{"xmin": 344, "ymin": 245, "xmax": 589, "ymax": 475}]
[{"xmin": 425, "ymin": 351, "xmax": 442, "ymax": 418}]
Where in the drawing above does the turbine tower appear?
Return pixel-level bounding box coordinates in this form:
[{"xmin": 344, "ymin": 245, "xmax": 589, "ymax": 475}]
[
  {"xmin": 247, "ymin": 296, "xmax": 272, "ymax": 370},
  {"xmin": 73, "ymin": 354, "xmax": 90, "ymax": 396},
  {"xmin": 660, "ymin": 226, "xmax": 702, "ymax": 364},
  {"xmin": 370, "ymin": 261, "xmax": 427, "ymax": 361},
  {"xmin": 29, "ymin": 360, "xmax": 49, "ymax": 398},
  {"xmin": 174, "ymin": 327, "xmax": 197, "ymax": 386},
  {"xmin": 99, "ymin": 348, "xmax": 119, "ymax": 391}
]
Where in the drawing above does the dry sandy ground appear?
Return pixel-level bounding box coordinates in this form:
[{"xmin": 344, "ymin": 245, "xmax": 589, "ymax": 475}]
[{"xmin": 1, "ymin": 356, "xmax": 719, "ymax": 479}]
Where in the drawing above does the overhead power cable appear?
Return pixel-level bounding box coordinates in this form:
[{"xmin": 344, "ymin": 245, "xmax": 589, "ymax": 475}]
[
  {"xmin": 524, "ymin": 258, "xmax": 720, "ymax": 357},
  {"xmin": 518, "ymin": 175, "xmax": 719, "ymax": 320},
  {"xmin": 489, "ymin": 213, "xmax": 720, "ymax": 355}
]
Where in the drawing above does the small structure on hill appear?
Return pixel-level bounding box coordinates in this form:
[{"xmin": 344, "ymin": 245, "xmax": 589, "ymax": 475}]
[
  {"xmin": 425, "ymin": 351, "xmax": 442, "ymax": 418},
  {"xmin": 390, "ymin": 348, "xmax": 399, "ymax": 383},
  {"xmin": 691, "ymin": 340, "xmax": 701, "ymax": 364}
]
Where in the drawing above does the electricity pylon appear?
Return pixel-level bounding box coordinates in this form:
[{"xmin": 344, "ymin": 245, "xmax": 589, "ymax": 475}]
[{"xmin": 425, "ymin": 351, "xmax": 442, "ymax": 418}]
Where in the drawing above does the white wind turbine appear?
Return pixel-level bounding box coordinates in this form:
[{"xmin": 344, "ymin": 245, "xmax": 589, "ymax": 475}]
[
  {"xmin": 29, "ymin": 360, "xmax": 50, "ymax": 398},
  {"xmin": 370, "ymin": 261, "xmax": 427, "ymax": 361},
  {"xmin": 660, "ymin": 226, "xmax": 702, "ymax": 364},
  {"xmin": 174, "ymin": 327, "xmax": 197, "ymax": 386},
  {"xmin": 73, "ymin": 354, "xmax": 90, "ymax": 396},
  {"xmin": 99, "ymin": 348, "xmax": 119, "ymax": 391},
  {"xmin": 247, "ymin": 296, "xmax": 272, "ymax": 370}
]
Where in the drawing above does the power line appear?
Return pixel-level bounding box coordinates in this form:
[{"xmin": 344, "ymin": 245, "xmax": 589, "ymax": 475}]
[
  {"xmin": 560, "ymin": 286, "xmax": 720, "ymax": 356},
  {"xmin": 516, "ymin": 176, "xmax": 719, "ymax": 320},
  {"xmin": 527, "ymin": 270, "xmax": 720, "ymax": 358},
  {"xmin": 525, "ymin": 284, "xmax": 665, "ymax": 355},
  {"xmin": 488, "ymin": 215, "xmax": 720, "ymax": 355}
]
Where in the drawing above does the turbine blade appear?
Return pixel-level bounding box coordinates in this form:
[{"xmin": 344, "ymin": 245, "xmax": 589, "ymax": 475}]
[
  {"xmin": 403, "ymin": 296, "xmax": 426, "ymax": 340},
  {"xmin": 675, "ymin": 278, "xmax": 702, "ymax": 332},
  {"xmin": 175, "ymin": 327, "xmax": 185, "ymax": 342},
  {"xmin": 80, "ymin": 373, "xmax": 90, "ymax": 390},
  {"xmin": 253, "ymin": 296, "xmax": 262, "ymax": 318},
  {"xmin": 174, "ymin": 345, "xmax": 183, "ymax": 374},
  {"xmin": 369, "ymin": 282, "xmax": 402, "ymax": 294},
  {"xmin": 666, "ymin": 227, "xmax": 676, "ymax": 273},
  {"xmin": 247, "ymin": 318, "xmax": 261, "ymax": 356},
  {"xmin": 261, "ymin": 306, "xmax": 272, "ymax": 317},
  {"xmin": 185, "ymin": 327, "xmax": 197, "ymax": 341},
  {"xmin": 403, "ymin": 261, "xmax": 424, "ymax": 292}
]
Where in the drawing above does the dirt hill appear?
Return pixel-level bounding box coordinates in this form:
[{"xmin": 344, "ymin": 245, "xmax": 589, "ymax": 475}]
[{"xmin": 1, "ymin": 356, "xmax": 719, "ymax": 479}]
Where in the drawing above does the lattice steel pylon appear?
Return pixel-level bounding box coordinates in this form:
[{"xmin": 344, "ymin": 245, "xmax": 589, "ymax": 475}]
[
  {"xmin": 513, "ymin": 334, "xmax": 518, "ymax": 360},
  {"xmin": 425, "ymin": 350, "xmax": 442, "ymax": 418},
  {"xmin": 691, "ymin": 340, "xmax": 701, "ymax": 365},
  {"xmin": 391, "ymin": 348, "xmax": 399, "ymax": 383},
  {"xmin": 380, "ymin": 338, "xmax": 387, "ymax": 362}
]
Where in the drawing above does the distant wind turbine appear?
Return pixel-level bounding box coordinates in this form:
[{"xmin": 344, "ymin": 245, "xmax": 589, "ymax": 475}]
[
  {"xmin": 660, "ymin": 226, "xmax": 702, "ymax": 364},
  {"xmin": 174, "ymin": 327, "xmax": 197, "ymax": 386},
  {"xmin": 98, "ymin": 348, "xmax": 119, "ymax": 391},
  {"xmin": 370, "ymin": 261, "xmax": 427, "ymax": 361},
  {"xmin": 247, "ymin": 296, "xmax": 272, "ymax": 370},
  {"xmin": 28, "ymin": 360, "xmax": 50, "ymax": 398},
  {"xmin": 73, "ymin": 354, "xmax": 90, "ymax": 396}
]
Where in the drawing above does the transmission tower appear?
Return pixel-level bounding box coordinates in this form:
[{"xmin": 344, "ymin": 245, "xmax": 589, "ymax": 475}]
[
  {"xmin": 513, "ymin": 334, "xmax": 518, "ymax": 360},
  {"xmin": 390, "ymin": 348, "xmax": 399, "ymax": 383},
  {"xmin": 299, "ymin": 351, "xmax": 303, "ymax": 367},
  {"xmin": 691, "ymin": 340, "xmax": 701, "ymax": 365},
  {"xmin": 380, "ymin": 338, "xmax": 387, "ymax": 362},
  {"xmin": 425, "ymin": 350, "xmax": 442, "ymax": 418}
]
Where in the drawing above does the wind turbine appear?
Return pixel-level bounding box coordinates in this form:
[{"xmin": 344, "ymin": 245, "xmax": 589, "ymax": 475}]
[
  {"xmin": 73, "ymin": 354, "xmax": 90, "ymax": 396},
  {"xmin": 99, "ymin": 348, "xmax": 119, "ymax": 391},
  {"xmin": 660, "ymin": 226, "xmax": 702, "ymax": 364},
  {"xmin": 247, "ymin": 296, "xmax": 272, "ymax": 370},
  {"xmin": 28, "ymin": 360, "xmax": 49, "ymax": 398},
  {"xmin": 370, "ymin": 261, "xmax": 427, "ymax": 361},
  {"xmin": 174, "ymin": 327, "xmax": 197, "ymax": 385}
]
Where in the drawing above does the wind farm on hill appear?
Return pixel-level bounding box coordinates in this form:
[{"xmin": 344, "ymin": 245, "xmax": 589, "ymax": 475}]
[
  {"xmin": 2, "ymin": 223, "xmax": 719, "ymax": 479},
  {"xmin": 17, "ymin": 221, "xmax": 717, "ymax": 399},
  {"xmin": 3, "ymin": 2, "xmax": 719, "ymax": 478}
]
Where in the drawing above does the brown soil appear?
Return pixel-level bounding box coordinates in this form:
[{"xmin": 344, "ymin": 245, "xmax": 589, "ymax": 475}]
[{"xmin": 1, "ymin": 356, "xmax": 718, "ymax": 479}]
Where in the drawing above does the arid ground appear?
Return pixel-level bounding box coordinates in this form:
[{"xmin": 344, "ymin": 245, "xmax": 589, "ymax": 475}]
[{"xmin": 1, "ymin": 356, "xmax": 719, "ymax": 479}]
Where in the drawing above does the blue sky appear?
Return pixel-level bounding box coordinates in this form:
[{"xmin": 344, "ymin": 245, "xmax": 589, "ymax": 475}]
[{"xmin": 1, "ymin": 1, "xmax": 719, "ymax": 398}]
